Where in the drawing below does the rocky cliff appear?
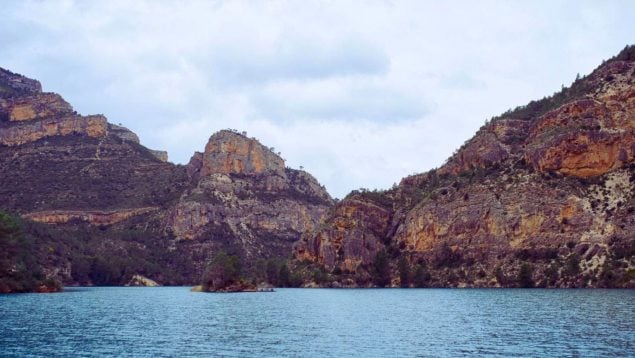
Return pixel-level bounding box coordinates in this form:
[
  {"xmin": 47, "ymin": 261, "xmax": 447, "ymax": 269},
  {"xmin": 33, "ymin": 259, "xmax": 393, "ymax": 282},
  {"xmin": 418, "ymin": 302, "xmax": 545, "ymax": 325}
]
[
  {"xmin": 166, "ymin": 130, "xmax": 332, "ymax": 274},
  {"xmin": 294, "ymin": 45, "xmax": 635, "ymax": 288},
  {"xmin": 0, "ymin": 68, "xmax": 333, "ymax": 288}
]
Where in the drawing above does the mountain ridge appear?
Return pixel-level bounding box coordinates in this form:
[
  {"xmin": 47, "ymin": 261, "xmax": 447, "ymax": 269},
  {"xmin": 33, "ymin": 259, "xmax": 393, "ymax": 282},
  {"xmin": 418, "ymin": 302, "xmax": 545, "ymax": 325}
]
[{"xmin": 1, "ymin": 45, "xmax": 634, "ymax": 291}]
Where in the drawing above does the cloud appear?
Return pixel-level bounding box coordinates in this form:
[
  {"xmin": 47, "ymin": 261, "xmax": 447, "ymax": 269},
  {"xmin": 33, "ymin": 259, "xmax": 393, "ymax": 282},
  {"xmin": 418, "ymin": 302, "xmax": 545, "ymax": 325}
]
[
  {"xmin": 206, "ymin": 35, "xmax": 390, "ymax": 85},
  {"xmin": 1, "ymin": 0, "xmax": 634, "ymax": 198},
  {"xmin": 252, "ymin": 79, "xmax": 430, "ymax": 122}
]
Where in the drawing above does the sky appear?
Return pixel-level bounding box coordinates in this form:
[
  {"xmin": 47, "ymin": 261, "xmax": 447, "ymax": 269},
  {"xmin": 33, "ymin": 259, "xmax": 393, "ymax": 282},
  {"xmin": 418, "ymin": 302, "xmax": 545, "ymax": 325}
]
[{"xmin": 1, "ymin": 1, "xmax": 634, "ymax": 198}]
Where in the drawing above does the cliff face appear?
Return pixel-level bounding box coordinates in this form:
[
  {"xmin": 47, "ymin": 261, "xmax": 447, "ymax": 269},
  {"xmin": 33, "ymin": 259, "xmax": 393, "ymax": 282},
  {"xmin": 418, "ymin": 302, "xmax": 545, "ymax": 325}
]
[
  {"xmin": 294, "ymin": 45, "xmax": 635, "ymax": 288},
  {"xmin": 200, "ymin": 131, "xmax": 286, "ymax": 176},
  {"xmin": 0, "ymin": 69, "xmax": 333, "ymax": 287},
  {"xmin": 294, "ymin": 195, "xmax": 392, "ymax": 271},
  {"xmin": 166, "ymin": 130, "xmax": 333, "ymax": 270}
]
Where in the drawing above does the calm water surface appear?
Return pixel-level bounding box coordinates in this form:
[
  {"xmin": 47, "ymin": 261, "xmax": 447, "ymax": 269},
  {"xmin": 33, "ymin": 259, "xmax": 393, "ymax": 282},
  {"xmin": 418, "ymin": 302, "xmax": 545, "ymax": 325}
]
[{"xmin": 1, "ymin": 288, "xmax": 634, "ymax": 357}]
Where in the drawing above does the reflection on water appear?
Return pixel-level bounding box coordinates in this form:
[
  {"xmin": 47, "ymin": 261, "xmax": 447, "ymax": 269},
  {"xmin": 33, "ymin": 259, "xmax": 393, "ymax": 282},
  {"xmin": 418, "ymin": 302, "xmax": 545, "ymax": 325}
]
[{"xmin": 1, "ymin": 288, "xmax": 634, "ymax": 357}]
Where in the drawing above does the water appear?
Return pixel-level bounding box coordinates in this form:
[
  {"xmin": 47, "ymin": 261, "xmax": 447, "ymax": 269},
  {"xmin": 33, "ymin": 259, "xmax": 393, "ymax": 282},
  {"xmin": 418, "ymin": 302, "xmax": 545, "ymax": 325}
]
[{"xmin": 1, "ymin": 288, "xmax": 634, "ymax": 357}]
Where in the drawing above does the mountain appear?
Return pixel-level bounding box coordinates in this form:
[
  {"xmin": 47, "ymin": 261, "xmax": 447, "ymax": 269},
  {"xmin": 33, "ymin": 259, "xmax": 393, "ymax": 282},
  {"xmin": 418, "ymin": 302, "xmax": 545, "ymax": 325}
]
[
  {"xmin": 0, "ymin": 68, "xmax": 332, "ymax": 290},
  {"xmin": 293, "ymin": 45, "xmax": 635, "ymax": 288},
  {"xmin": 3, "ymin": 46, "xmax": 634, "ymax": 291}
]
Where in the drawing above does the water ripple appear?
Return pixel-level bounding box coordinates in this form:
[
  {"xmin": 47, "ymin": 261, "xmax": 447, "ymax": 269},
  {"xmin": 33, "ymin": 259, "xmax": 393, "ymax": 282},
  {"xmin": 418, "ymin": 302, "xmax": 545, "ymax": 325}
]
[{"xmin": 1, "ymin": 288, "xmax": 634, "ymax": 357}]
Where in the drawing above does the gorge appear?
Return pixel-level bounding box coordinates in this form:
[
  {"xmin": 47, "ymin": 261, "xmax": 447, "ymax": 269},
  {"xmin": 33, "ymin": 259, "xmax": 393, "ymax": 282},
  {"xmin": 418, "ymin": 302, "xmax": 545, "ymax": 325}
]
[{"xmin": 1, "ymin": 46, "xmax": 634, "ymax": 292}]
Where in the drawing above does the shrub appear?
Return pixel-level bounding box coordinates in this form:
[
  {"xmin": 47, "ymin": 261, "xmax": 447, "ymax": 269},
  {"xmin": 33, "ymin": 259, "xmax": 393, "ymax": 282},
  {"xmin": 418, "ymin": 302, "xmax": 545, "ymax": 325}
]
[
  {"xmin": 201, "ymin": 251, "xmax": 242, "ymax": 290},
  {"xmin": 278, "ymin": 264, "xmax": 291, "ymax": 287},
  {"xmin": 413, "ymin": 263, "xmax": 430, "ymax": 288},
  {"xmin": 397, "ymin": 257, "xmax": 410, "ymax": 288},
  {"xmin": 564, "ymin": 253, "xmax": 580, "ymax": 277},
  {"xmin": 266, "ymin": 259, "xmax": 280, "ymax": 285},
  {"xmin": 90, "ymin": 257, "xmax": 123, "ymax": 285},
  {"xmin": 312, "ymin": 269, "xmax": 328, "ymax": 285},
  {"xmin": 494, "ymin": 266, "xmax": 507, "ymax": 286},
  {"xmin": 434, "ymin": 242, "xmax": 462, "ymax": 268},
  {"xmin": 517, "ymin": 263, "xmax": 534, "ymax": 288},
  {"xmin": 0, "ymin": 211, "xmax": 61, "ymax": 292},
  {"xmin": 372, "ymin": 250, "xmax": 391, "ymax": 287}
]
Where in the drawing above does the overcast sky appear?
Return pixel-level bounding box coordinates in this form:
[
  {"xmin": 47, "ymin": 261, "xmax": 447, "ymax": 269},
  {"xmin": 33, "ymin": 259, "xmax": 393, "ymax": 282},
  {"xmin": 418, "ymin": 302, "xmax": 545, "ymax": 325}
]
[{"xmin": 1, "ymin": 1, "xmax": 634, "ymax": 198}]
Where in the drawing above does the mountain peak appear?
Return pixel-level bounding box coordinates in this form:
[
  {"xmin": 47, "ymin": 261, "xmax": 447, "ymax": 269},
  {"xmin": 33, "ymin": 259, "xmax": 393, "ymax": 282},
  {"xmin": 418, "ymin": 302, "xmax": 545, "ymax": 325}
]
[{"xmin": 200, "ymin": 129, "xmax": 285, "ymax": 177}]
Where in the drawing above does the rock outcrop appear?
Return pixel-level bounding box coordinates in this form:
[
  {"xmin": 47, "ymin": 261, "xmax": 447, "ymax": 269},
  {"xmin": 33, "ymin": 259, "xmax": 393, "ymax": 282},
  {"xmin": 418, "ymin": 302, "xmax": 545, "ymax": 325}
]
[
  {"xmin": 1, "ymin": 93, "xmax": 73, "ymax": 122},
  {"xmin": 166, "ymin": 130, "xmax": 333, "ymax": 265},
  {"xmin": 0, "ymin": 114, "xmax": 108, "ymax": 146},
  {"xmin": 0, "ymin": 77, "xmax": 110, "ymax": 146},
  {"xmin": 109, "ymin": 124, "xmax": 140, "ymax": 143},
  {"xmin": 150, "ymin": 150, "xmax": 169, "ymax": 162},
  {"xmin": 126, "ymin": 274, "xmax": 160, "ymax": 287},
  {"xmin": 294, "ymin": 45, "xmax": 635, "ymax": 288},
  {"xmin": 0, "ymin": 68, "xmax": 41, "ymax": 94},
  {"xmin": 200, "ymin": 131, "xmax": 285, "ymax": 177},
  {"xmin": 294, "ymin": 194, "xmax": 391, "ymax": 271}
]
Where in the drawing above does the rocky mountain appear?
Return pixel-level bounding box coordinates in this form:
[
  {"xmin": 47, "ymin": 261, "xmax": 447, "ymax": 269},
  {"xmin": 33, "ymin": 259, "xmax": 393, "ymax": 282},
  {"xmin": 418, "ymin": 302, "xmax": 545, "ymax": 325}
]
[
  {"xmin": 165, "ymin": 130, "xmax": 332, "ymax": 276},
  {"xmin": 0, "ymin": 68, "xmax": 332, "ymax": 290},
  {"xmin": 293, "ymin": 45, "xmax": 635, "ymax": 288},
  {"xmin": 3, "ymin": 46, "xmax": 634, "ymax": 291}
]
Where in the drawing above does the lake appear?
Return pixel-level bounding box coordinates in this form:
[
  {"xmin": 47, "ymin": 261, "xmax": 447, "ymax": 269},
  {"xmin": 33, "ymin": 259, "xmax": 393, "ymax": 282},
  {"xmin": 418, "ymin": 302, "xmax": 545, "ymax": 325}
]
[{"xmin": 1, "ymin": 288, "xmax": 634, "ymax": 357}]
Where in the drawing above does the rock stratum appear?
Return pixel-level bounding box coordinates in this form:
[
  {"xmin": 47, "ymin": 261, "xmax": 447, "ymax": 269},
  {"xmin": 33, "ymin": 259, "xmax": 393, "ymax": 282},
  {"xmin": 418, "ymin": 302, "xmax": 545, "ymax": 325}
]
[
  {"xmin": 294, "ymin": 45, "xmax": 635, "ymax": 288},
  {"xmin": 0, "ymin": 67, "xmax": 332, "ymax": 289}
]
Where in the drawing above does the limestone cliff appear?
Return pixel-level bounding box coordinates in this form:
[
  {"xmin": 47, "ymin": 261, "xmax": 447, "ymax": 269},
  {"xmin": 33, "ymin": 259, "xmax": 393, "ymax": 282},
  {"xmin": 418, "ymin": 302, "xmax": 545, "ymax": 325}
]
[
  {"xmin": 200, "ymin": 130, "xmax": 285, "ymax": 176},
  {"xmin": 166, "ymin": 130, "xmax": 333, "ymax": 268},
  {"xmin": 294, "ymin": 45, "xmax": 635, "ymax": 288}
]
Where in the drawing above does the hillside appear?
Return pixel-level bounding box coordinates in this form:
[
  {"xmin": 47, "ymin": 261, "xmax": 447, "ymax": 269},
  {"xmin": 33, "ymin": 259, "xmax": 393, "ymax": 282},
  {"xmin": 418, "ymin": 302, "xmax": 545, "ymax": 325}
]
[{"xmin": 293, "ymin": 45, "xmax": 635, "ymax": 288}]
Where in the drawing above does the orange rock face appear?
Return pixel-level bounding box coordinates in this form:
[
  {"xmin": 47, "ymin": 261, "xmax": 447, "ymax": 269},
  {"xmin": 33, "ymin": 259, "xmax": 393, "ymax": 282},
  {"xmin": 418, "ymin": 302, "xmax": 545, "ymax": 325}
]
[
  {"xmin": 294, "ymin": 195, "xmax": 392, "ymax": 270},
  {"xmin": 525, "ymin": 81, "xmax": 635, "ymax": 177},
  {"xmin": 1, "ymin": 93, "xmax": 73, "ymax": 121},
  {"xmin": 0, "ymin": 114, "xmax": 108, "ymax": 146},
  {"xmin": 442, "ymin": 60, "xmax": 635, "ymax": 179},
  {"xmin": 23, "ymin": 207, "xmax": 159, "ymax": 226},
  {"xmin": 528, "ymin": 131, "xmax": 634, "ymax": 177},
  {"xmin": 200, "ymin": 131, "xmax": 285, "ymax": 177}
]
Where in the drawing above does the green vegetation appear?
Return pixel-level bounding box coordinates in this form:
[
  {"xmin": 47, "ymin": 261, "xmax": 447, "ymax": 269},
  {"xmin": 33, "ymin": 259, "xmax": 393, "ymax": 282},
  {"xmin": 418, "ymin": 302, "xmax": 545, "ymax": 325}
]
[
  {"xmin": 0, "ymin": 211, "xmax": 61, "ymax": 293},
  {"xmin": 517, "ymin": 263, "xmax": 534, "ymax": 288},
  {"xmin": 434, "ymin": 242, "xmax": 462, "ymax": 268},
  {"xmin": 563, "ymin": 253, "xmax": 580, "ymax": 277},
  {"xmin": 249, "ymin": 257, "xmax": 304, "ymax": 288},
  {"xmin": 201, "ymin": 251, "xmax": 242, "ymax": 291},
  {"xmin": 413, "ymin": 263, "xmax": 430, "ymax": 288},
  {"xmin": 398, "ymin": 257, "xmax": 410, "ymax": 287},
  {"xmin": 371, "ymin": 250, "xmax": 391, "ymax": 287}
]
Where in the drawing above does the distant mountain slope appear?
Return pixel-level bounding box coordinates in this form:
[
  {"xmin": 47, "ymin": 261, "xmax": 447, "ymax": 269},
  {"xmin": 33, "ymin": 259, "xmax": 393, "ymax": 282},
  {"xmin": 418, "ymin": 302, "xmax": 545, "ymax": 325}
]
[{"xmin": 294, "ymin": 45, "xmax": 635, "ymax": 288}]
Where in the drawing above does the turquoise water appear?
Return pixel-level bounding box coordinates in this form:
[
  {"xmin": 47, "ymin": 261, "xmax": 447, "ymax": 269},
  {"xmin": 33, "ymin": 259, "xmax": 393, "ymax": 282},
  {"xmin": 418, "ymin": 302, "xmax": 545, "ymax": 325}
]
[{"xmin": 1, "ymin": 288, "xmax": 634, "ymax": 357}]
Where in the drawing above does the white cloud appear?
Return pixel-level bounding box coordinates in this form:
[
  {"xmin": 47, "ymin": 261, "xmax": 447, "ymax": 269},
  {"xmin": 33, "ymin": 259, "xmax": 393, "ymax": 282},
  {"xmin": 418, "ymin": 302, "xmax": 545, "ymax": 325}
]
[{"xmin": 1, "ymin": 0, "xmax": 634, "ymax": 197}]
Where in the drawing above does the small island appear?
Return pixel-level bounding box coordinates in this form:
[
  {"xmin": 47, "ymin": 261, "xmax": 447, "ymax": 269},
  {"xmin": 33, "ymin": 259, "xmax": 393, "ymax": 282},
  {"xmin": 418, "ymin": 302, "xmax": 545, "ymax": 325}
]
[{"xmin": 193, "ymin": 251, "xmax": 275, "ymax": 293}]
